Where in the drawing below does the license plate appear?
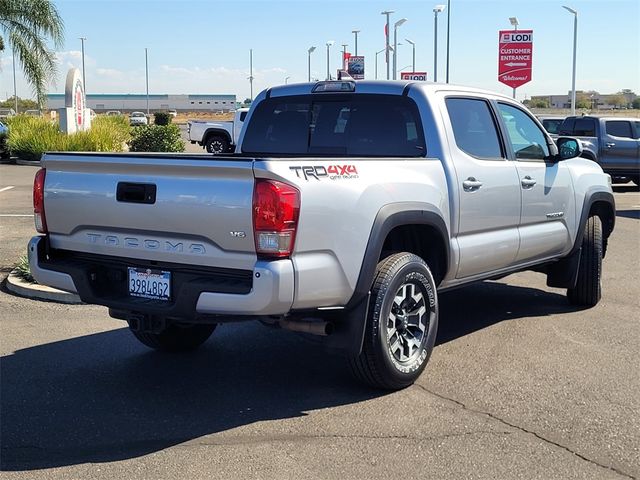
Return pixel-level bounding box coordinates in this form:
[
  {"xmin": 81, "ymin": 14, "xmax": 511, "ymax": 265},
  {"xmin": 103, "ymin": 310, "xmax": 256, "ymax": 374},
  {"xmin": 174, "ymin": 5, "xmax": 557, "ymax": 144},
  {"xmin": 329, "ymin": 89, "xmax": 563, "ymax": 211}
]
[{"xmin": 128, "ymin": 268, "xmax": 171, "ymax": 301}]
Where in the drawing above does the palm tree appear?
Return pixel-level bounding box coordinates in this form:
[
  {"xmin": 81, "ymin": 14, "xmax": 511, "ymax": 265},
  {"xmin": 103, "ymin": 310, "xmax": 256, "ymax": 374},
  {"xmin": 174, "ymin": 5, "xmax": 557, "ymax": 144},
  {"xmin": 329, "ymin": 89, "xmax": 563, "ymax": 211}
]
[{"xmin": 0, "ymin": 0, "xmax": 64, "ymax": 108}]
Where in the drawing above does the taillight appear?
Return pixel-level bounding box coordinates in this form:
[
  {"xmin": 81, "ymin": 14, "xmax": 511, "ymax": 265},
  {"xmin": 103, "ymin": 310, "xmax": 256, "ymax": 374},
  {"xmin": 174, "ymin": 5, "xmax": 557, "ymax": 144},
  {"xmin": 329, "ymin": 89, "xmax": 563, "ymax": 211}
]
[
  {"xmin": 252, "ymin": 179, "xmax": 300, "ymax": 258},
  {"xmin": 33, "ymin": 168, "xmax": 47, "ymax": 233}
]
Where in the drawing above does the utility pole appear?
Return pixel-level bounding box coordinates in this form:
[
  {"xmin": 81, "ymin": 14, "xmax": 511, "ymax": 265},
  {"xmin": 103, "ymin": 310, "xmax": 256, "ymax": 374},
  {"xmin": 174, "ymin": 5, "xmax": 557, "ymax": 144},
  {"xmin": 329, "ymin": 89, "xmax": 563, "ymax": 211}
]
[
  {"xmin": 145, "ymin": 47, "xmax": 149, "ymax": 115},
  {"xmin": 381, "ymin": 10, "xmax": 394, "ymax": 80},
  {"xmin": 79, "ymin": 37, "xmax": 87, "ymax": 91},
  {"xmin": 352, "ymin": 30, "xmax": 360, "ymax": 56}
]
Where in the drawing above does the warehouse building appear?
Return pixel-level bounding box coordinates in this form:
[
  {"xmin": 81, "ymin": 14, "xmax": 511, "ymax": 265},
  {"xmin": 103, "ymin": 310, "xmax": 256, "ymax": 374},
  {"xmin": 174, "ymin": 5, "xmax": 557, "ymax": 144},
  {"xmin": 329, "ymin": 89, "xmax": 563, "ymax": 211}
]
[{"xmin": 46, "ymin": 93, "xmax": 238, "ymax": 113}]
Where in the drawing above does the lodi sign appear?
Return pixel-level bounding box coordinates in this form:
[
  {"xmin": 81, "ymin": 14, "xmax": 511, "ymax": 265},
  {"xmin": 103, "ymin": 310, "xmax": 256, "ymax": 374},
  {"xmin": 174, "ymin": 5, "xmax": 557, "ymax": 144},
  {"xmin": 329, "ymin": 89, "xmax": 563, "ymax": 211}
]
[
  {"xmin": 498, "ymin": 30, "xmax": 533, "ymax": 89},
  {"xmin": 401, "ymin": 72, "xmax": 427, "ymax": 81},
  {"xmin": 59, "ymin": 68, "xmax": 91, "ymax": 134}
]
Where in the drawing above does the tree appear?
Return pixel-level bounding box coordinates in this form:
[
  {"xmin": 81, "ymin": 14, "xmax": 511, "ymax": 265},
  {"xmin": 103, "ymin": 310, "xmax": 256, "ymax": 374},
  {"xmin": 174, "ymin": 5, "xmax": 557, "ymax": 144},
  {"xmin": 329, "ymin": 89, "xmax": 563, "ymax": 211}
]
[
  {"xmin": 0, "ymin": 0, "xmax": 65, "ymax": 108},
  {"xmin": 633, "ymin": 98, "xmax": 640, "ymax": 110},
  {"xmin": 243, "ymin": 98, "xmax": 252, "ymax": 105},
  {"xmin": 0, "ymin": 95, "xmax": 37, "ymax": 110},
  {"xmin": 608, "ymin": 95, "xmax": 625, "ymax": 108},
  {"xmin": 575, "ymin": 93, "xmax": 591, "ymax": 110},
  {"xmin": 531, "ymin": 99, "xmax": 550, "ymax": 108}
]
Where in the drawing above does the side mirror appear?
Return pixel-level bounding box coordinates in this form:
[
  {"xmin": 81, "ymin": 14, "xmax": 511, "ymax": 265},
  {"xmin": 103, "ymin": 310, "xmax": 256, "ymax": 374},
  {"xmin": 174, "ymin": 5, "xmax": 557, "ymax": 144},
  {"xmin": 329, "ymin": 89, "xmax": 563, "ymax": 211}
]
[{"xmin": 555, "ymin": 137, "xmax": 582, "ymax": 161}]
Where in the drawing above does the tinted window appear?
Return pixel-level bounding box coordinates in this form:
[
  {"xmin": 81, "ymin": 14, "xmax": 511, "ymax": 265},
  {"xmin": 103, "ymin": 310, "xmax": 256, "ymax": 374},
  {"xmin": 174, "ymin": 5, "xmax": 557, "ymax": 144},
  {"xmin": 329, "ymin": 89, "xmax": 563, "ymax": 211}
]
[
  {"xmin": 541, "ymin": 118, "xmax": 563, "ymax": 134},
  {"xmin": 241, "ymin": 94, "xmax": 425, "ymax": 157},
  {"xmin": 239, "ymin": 111, "xmax": 248, "ymax": 122},
  {"xmin": 606, "ymin": 121, "xmax": 633, "ymax": 138},
  {"xmin": 498, "ymin": 103, "xmax": 550, "ymax": 160},
  {"xmin": 445, "ymin": 98, "xmax": 503, "ymax": 159},
  {"xmin": 574, "ymin": 118, "xmax": 596, "ymax": 136}
]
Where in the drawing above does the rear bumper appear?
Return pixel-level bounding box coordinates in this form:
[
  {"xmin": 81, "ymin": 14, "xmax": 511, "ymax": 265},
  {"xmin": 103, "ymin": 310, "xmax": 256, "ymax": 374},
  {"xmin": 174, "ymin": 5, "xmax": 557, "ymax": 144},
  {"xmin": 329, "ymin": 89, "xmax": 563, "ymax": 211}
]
[{"xmin": 28, "ymin": 236, "xmax": 294, "ymax": 317}]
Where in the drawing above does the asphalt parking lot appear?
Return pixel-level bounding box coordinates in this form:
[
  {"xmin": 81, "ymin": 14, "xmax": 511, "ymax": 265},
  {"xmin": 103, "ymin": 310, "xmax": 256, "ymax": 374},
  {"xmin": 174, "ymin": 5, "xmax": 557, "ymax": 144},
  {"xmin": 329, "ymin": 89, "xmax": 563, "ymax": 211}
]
[{"xmin": 0, "ymin": 163, "xmax": 638, "ymax": 479}]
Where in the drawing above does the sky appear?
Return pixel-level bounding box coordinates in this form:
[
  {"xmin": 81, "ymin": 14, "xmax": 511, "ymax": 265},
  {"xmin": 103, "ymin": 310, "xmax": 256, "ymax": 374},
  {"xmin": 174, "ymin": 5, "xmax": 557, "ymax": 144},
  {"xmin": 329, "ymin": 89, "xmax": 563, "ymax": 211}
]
[{"xmin": 1, "ymin": 0, "xmax": 638, "ymax": 103}]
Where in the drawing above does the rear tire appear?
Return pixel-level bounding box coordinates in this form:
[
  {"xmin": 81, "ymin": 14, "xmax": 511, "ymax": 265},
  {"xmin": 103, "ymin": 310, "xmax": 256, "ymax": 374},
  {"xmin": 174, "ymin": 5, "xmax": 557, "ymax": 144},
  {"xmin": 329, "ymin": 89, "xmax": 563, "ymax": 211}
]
[
  {"xmin": 130, "ymin": 323, "xmax": 216, "ymax": 352},
  {"xmin": 567, "ymin": 216, "xmax": 602, "ymax": 307},
  {"xmin": 632, "ymin": 175, "xmax": 640, "ymax": 187},
  {"xmin": 205, "ymin": 135, "xmax": 229, "ymax": 154},
  {"xmin": 349, "ymin": 252, "xmax": 438, "ymax": 390}
]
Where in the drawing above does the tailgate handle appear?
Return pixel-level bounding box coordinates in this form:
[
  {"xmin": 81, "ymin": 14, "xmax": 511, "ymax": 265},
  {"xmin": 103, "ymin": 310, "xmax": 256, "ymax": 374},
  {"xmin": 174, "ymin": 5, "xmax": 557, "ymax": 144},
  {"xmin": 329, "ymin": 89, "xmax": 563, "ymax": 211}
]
[{"xmin": 116, "ymin": 182, "xmax": 157, "ymax": 204}]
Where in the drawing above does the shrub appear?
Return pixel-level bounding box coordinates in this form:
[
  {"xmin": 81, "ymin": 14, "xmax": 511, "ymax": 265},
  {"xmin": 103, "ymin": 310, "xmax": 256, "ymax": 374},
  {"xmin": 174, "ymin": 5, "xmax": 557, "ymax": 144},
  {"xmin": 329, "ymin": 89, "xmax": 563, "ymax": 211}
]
[
  {"xmin": 128, "ymin": 124, "xmax": 184, "ymax": 152},
  {"xmin": 5, "ymin": 115, "xmax": 131, "ymax": 160},
  {"xmin": 154, "ymin": 112, "xmax": 171, "ymax": 126},
  {"xmin": 14, "ymin": 255, "xmax": 35, "ymax": 283}
]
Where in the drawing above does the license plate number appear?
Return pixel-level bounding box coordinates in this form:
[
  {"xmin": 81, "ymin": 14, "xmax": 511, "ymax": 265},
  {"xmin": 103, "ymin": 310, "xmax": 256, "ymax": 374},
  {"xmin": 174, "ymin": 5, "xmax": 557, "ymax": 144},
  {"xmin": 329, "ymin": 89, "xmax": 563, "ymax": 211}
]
[{"xmin": 128, "ymin": 268, "xmax": 171, "ymax": 301}]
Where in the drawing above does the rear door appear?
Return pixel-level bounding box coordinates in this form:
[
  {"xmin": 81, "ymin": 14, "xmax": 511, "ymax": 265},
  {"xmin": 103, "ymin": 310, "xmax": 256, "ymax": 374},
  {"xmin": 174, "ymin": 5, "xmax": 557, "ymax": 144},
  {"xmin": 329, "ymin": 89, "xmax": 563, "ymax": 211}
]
[
  {"xmin": 444, "ymin": 96, "xmax": 521, "ymax": 278},
  {"xmin": 496, "ymin": 102, "xmax": 575, "ymax": 263},
  {"xmin": 602, "ymin": 120, "xmax": 640, "ymax": 173}
]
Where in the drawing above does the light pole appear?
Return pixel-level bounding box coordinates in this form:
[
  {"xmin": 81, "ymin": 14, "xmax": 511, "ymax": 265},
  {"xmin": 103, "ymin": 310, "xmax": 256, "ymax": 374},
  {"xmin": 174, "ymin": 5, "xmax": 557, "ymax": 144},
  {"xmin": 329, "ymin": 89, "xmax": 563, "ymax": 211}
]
[
  {"xmin": 79, "ymin": 37, "xmax": 87, "ymax": 92},
  {"xmin": 144, "ymin": 47, "xmax": 149, "ymax": 115},
  {"xmin": 433, "ymin": 5, "xmax": 445, "ymax": 82},
  {"xmin": 342, "ymin": 43, "xmax": 348, "ymax": 70},
  {"xmin": 393, "ymin": 18, "xmax": 407, "ymax": 80},
  {"xmin": 285, "ymin": 76, "xmax": 291, "ymax": 84},
  {"xmin": 381, "ymin": 11, "xmax": 394, "ymax": 80},
  {"xmin": 445, "ymin": 0, "xmax": 451, "ymax": 83},
  {"xmin": 405, "ymin": 38, "xmax": 416, "ymax": 73},
  {"xmin": 563, "ymin": 5, "xmax": 578, "ymax": 115},
  {"xmin": 248, "ymin": 49, "xmax": 254, "ymax": 102},
  {"xmin": 352, "ymin": 30, "xmax": 360, "ymax": 56},
  {"xmin": 508, "ymin": 16, "xmax": 519, "ymax": 99},
  {"xmin": 326, "ymin": 41, "xmax": 334, "ymax": 80},
  {"xmin": 375, "ymin": 48, "xmax": 385, "ymax": 79},
  {"xmin": 307, "ymin": 46, "xmax": 316, "ymax": 82},
  {"xmin": 12, "ymin": 49, "xmax": 17, "ymax": 113}
]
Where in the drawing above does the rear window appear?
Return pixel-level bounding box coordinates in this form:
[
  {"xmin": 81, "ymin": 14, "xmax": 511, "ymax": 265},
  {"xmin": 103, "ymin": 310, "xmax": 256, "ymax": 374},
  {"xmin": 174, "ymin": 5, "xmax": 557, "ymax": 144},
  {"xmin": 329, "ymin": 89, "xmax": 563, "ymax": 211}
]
[
  {"xmin": 559, "ymin": 117, "xmax": 596, "ymax": 136},
  {"xmin": 241, "ymin": 94, "xmax": 425, "ymax": 157},
  {"xmin": 541, "ymin": 118, "xmax": 563, "ymax": 134},
  {"xmin": 605, "ymin": 121, "xmax": 633, "ymax": 138}
]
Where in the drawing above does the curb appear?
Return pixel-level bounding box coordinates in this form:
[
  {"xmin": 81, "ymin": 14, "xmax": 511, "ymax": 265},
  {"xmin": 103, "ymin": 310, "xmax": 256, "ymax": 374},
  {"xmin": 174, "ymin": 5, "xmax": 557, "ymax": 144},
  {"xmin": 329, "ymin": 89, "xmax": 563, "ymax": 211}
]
[
  {"xmin": 5, "ymin": 270, "xmax": 83, "ymax": 304},
  {"xmin": 15, "ymin": 159, "xmax": 41, "ymax": 167}
]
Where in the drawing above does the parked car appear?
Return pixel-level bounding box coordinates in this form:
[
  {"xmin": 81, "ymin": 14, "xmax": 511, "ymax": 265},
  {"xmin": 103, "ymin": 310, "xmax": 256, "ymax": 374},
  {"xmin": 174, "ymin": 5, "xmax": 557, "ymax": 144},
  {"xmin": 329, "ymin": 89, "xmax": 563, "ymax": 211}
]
[
  {"xmin": 0, "ymin": 108, "xmax": 16, "ymax": 120},
  {"xmin": 129, "ymin": 111, "xmax": 148, "ymax": 126},
  {"xmin": 106, "ymin": 110, "xmax": 122, "ymax": 116},
  {"xmin": 0, "ymin": 121, "xmax": 9, "ymax": 159},
  {"xmin": 28, "ymin": 81, "xmax": 615, "ymax": 390},
  {"xmin": 187, "ymin": 108, "xmax": 248, "ymax": 153},
  {"xmin": 168, "ymin": 109, "xmax": 177, "ymax": 118},
  {"xmin": 537, "ymin": 115, "xmax": 566, "ymax": 137},
  {"xmin": 558, "ymin": 115, "xmax": 640, "ymax": 184}
]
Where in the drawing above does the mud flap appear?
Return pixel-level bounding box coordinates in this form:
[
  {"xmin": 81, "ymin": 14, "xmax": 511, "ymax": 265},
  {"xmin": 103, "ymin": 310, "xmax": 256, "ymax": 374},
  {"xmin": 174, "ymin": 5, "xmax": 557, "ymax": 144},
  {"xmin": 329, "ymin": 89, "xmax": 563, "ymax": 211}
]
[{"xmin": 546, "ymin": 248, "xmax": 581, "ymax": 289}]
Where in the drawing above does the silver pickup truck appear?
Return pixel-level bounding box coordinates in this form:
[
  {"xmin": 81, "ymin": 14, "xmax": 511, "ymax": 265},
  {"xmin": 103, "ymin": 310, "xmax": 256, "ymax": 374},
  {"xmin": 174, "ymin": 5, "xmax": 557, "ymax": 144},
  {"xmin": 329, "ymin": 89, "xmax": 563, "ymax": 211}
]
[{"xmin": 29, "ymin": 81, "xmax": 615, "ymax": 389}]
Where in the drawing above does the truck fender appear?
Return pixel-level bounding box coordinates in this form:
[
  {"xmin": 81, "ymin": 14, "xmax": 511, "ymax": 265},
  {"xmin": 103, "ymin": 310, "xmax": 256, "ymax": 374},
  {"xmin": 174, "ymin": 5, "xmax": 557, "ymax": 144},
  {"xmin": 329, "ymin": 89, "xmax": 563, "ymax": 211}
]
[{"xmin": 202, "ymin": 128, "xmax": 232, "ymax": 145}]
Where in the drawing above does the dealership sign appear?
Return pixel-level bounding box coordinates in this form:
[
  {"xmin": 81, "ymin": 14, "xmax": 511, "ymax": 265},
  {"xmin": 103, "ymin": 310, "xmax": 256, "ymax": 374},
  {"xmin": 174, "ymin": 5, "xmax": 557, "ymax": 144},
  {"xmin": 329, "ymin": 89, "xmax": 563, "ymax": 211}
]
[
  {"xmin": 59, "ymin": 68, "xmax": 91, "ymax": 134},
  {"xmin": 498, "ymin": 30, "xmax": 533, "ymax": 89},
  {"xmin": 347, "ymin": 56, "xmax": 365, "ymax": 80},
  {"xmin": 400, "ymin": 72, "xmax": 427, "ymax": 81}
]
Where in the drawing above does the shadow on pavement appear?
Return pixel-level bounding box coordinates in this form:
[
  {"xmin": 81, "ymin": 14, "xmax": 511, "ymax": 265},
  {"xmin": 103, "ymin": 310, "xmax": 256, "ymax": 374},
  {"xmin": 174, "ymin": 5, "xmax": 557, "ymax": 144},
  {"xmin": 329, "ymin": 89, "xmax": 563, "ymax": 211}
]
[
  {"xmin": 616, "ymin": 209, "xmax": 640, "ymax": 220},
  {"xmin": 612, "ymin": 184, "xmax": 640, "ymax": 193},
  {"xmin": 1, "ymin": 280, "xmax": 574, "ymax": 471}
]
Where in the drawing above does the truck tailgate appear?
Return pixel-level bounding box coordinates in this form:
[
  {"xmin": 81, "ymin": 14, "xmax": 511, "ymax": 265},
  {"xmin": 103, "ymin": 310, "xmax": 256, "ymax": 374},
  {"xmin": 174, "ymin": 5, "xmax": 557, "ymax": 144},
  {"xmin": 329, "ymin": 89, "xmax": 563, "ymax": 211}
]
[{"xmin": 41, "ymin": 153, "xmax": 257, "ymax": 270}]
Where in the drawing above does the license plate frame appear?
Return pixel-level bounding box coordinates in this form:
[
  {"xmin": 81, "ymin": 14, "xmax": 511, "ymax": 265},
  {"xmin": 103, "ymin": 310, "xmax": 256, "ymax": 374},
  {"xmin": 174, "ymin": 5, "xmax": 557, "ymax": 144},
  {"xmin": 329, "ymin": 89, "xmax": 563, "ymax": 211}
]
[{"xmin": 128, "ymin": 267, "xmax": 171, "ymax": 301}]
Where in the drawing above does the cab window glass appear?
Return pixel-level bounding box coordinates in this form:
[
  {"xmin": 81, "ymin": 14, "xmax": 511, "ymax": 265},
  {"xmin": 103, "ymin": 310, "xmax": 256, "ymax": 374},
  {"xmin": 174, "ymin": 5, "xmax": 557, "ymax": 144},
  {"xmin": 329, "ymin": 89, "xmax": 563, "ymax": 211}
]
[
  {"xmin": 445, "ymin": 98, "xmax": 504, "ymax": 159},
  {"xmin": 498, "ymin": 103, "xmax": 550, "ymax": 161},
  {"xmin": 606, "ymin": 121, "xmax": 633, "ymax": 138},
  {"xmin": 574, "ymin": 118, "xmax": 596, "ymax": 136}
]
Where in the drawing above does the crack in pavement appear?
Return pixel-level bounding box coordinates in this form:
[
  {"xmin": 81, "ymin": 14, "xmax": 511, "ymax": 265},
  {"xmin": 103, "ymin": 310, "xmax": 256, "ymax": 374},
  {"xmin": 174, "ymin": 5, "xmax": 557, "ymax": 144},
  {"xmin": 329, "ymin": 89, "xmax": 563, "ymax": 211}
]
[{"xmin": 413, "ymin": 383, "xmax": 636, "ymax": 480}]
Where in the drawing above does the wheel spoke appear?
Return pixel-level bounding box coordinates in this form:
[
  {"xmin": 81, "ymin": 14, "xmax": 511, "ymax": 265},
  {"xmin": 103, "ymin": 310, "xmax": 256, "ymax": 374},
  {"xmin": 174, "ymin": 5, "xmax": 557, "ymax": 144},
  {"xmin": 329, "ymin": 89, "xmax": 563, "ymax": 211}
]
[{"xmin": 389, "ymin": 335, "xmax": 402, "ymax": 355}]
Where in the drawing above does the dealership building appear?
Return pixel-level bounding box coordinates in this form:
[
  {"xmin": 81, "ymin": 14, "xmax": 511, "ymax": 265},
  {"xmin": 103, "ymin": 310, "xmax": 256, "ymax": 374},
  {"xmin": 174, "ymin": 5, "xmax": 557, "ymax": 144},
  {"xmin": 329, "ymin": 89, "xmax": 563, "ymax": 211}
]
[{"xmin": 46, "ymin": 93, "xmax": 238, "ymax": 113}]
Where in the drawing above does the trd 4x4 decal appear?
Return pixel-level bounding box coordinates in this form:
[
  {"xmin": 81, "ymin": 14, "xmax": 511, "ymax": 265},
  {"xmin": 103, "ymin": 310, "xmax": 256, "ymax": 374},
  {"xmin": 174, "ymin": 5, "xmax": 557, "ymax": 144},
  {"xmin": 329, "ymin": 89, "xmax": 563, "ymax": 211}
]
[{"xmin": 290, "ymin": 165, "xmax": 359, "ymax": 181}]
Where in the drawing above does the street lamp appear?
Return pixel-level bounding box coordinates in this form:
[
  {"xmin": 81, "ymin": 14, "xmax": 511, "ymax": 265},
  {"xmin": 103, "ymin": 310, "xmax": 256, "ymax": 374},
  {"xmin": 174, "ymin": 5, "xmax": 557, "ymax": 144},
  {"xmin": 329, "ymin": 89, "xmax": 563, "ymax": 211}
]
[
  {"xmin": 12, "ymin": 49, "xmax": 17, "ymax": 113},
  {"xmin": 285, "ymin": 76, "xmax": 291, "ymax": 84},
  {"xmin": 352, "ymin": 30, "xmax": 360, "ymax": 56},
  {"xmin": 79, "ymin": 37, "xmax": 87, "ymax": 91},
  {"xmin": 393, "ymin": 18, "xmax": 407, "ymax": 80},
  {"xmin": 144, "ymin": 47, "xmax": 149, "ymax": 115},
  {"xmin": 508, "ymin": 17, "xmax": 519, "ymax": 98},
  {"xmin": 381, "ymin": 10, "xmax": 395, "ymax": 80},
  {"xmin": 375, "ymin": 48, "xmax": 385, "ymax": 79},
  {"xmin": 342, "ymin": 43, "xmax": 349, "ymax": 71},
  {"xmin": 405, "ymin": 38, "xmax": 416, "ymax": 74},
  {"xmin": 433, "ymin": 5, "xmax": 445, "ymax": 82},
  {"xmin": 563, "ymin": 5, "xmax": 578, "ymax": 115},
  {"xmin": 248, "ymin": 49, "xmax": 254, "ymax": 101},
  {"xmin": 445, "ymin": 0, "xmax": 451, "ymax": 83},
  {"xmin": 326, "ymin": 41, "xmax": 334, "ymax": 80},
  {"xmin": 307, "ymin": 46, "xmax": 316, "ymax": 82}
]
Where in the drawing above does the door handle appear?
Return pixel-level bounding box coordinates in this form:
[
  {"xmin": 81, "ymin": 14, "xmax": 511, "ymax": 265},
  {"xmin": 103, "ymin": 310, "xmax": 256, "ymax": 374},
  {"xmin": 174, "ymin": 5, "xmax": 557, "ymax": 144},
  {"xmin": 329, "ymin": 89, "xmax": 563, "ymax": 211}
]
[
  {"xmin": 521, "ymin": 176, "xmax": 537, "ymax": 189},
  {"xmin": 462, "ymin": 177, "xmax": 483, "ymax": 191},
  {"xmin": 605, "ymin": 142, "xmax": 616, "ymax": 148}
]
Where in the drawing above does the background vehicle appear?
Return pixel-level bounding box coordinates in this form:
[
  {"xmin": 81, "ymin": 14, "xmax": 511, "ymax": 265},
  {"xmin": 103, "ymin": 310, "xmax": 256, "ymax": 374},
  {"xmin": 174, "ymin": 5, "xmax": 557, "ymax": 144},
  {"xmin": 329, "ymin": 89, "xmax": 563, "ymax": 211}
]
[
  {"xmin": 559, "ymin": 115, "xmax": 640, "ymax": 184},
  {"xmin": 537, "ymin": 115, "xmax": 566, "ymax": 137},
  {"xmin": 0, "ymin": 108, "xmax": 16, "ymax": 120},
  {"xmin": 106, "ymin": 110, "xmax": 122, "ymax": 116},
  {"xmin": 168, "ymin": 109, "xmax": 177, "ymax": 118},
  {"xmin": 28, "ymin": 81, "xmax": 615, "ymax": 390},
  {"xmin": 0, "ymin": 121, "xmax": 9, "ymax": 159},
  {"xmin": 129, "ymin": 111, "xmax": 148, "ymax": 126},
  {"xmin": 187, "ymin": 108, "xmax": 248, "ymax": 153}
]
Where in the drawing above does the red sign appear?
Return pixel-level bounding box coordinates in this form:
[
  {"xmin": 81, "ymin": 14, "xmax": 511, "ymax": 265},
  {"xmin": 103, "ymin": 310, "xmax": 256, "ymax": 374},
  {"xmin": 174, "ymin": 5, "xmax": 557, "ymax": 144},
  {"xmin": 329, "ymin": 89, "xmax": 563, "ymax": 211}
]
[
  {"xmin": 498, "ymin": 29, "xmax": 533, "ymax": 89},
  {"xmin": 401, "ymin": 72, "xmax": 427, "ymax": 81}
]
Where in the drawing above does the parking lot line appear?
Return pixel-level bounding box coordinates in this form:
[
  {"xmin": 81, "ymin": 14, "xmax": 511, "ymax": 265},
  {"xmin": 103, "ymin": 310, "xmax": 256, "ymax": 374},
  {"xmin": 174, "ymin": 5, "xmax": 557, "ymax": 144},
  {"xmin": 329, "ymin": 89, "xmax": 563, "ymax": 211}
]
[
  {"xmin": 0, "ymin": 186, "xmax": 15, "ymax": 193},
  {"xmin": 0, "ymin": 214, "xmax": 31, "ymax": 217}
]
